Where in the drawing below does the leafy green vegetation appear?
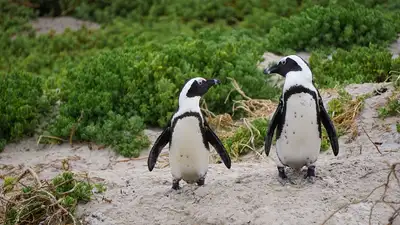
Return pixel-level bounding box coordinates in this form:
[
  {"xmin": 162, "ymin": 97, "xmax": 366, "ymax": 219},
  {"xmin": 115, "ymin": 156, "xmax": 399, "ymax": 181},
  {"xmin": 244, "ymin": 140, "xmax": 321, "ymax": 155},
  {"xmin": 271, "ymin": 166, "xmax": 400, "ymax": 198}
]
[
  {"xmin": 42, "ymin": 28, "xmax": 279, "ymax": 157},
  {"xmin": 2, "ymin": 176, "xmax": 16, "ymax": 193},
  {"xmin": 267, "ymin": 3, "xmax": 397, "ymax": 54},
  {"xmin": 0, "ymin": 0, "xmax": 36, "ymax": 36},
  {"xmin": 310, "ymin": 44, "xmax": 394, "ymax": 87},
  {"xmin": 66, "ymin": 0, "xmax": 300, "ymax": 28},
  {"xmin": 0, "ymin": 72, "xmax": 50, "ymax": 151},
  {"xmin": 3, "ymin": 169, "xmax": 105, "ymax": 225},
  {"xmin": 391, "ymin": 57, "xmax": 400, "ymax": 87},
  {"xmin": 378, "ymin": 92, "xmax": 400, "ymax": 118},
  {"xmin": 1, "ymin": 0, "xmax": 400, "ymax": 156},
  {"xmin": 51, "ymin": 171, "xmax": 106, "ymax": 206}
]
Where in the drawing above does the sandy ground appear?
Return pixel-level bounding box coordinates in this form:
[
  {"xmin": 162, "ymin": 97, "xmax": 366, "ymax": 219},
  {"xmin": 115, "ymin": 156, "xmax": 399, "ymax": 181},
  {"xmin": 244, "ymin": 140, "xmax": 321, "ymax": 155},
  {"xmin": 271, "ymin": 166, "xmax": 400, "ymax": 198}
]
[{"xmin": 1, "ymin": 82, "xmax": 399, "ymax": 225}]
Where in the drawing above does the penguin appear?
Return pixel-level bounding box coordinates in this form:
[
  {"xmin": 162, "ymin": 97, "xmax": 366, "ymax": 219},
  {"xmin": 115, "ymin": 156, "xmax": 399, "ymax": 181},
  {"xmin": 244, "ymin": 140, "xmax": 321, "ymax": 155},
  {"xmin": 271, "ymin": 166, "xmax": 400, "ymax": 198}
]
[
  {"xmin": 147, "ymin": 77, "xmax": 231, "ymax": 190},
  {"xmin": 263, "ymin": 55, "xmax": 339, "ymax": 184}
]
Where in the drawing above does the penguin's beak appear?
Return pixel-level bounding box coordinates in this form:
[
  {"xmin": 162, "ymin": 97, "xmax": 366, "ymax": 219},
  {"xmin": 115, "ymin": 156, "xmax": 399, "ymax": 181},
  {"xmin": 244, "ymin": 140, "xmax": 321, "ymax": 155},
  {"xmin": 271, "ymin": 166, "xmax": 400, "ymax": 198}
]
[
  {"xmin": 195, "ymin": 78, "xmax": 221, "ymax": 97},
  {"xmin": 263, "ymin": 63, "xmax": 280, "ymax": 75},
  {"xmin": 206, "ymin": 79, "xmax": 221, "ymax": 87}
]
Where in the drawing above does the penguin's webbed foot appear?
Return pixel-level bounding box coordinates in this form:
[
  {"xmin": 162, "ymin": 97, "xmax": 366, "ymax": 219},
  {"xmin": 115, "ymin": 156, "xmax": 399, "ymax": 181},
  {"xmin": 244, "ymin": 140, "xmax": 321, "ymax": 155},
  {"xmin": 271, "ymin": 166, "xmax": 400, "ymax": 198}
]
[
  {"xmin": 196, "ymin": 177, "xmax": 205, "ymax": 186},
  {"xmin": 172, "ymin": 179, "xmax": 181, "ymax": 190},
  {"xmin": 277, "ymin": 166, "xmax": 296, "ymax": 185},
  {"xmin": 304, "ymin": 165, "xmax": 316, "ymax": 184},
  {"xmin": 278, "ymin": 166, "xmax": 287, "ymax": 179}
]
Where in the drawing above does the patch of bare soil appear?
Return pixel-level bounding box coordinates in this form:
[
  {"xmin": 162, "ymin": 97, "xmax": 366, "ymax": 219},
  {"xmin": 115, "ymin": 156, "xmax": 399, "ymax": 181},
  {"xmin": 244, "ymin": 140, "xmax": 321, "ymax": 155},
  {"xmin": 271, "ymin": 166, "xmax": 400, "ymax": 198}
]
[
  {"xmin": 30, "ymin": 16, "xmax": 100, "ymax": 35},
  {"xmin": 1, "ymin": 83, "xmax": 399, "ymax": 225}
]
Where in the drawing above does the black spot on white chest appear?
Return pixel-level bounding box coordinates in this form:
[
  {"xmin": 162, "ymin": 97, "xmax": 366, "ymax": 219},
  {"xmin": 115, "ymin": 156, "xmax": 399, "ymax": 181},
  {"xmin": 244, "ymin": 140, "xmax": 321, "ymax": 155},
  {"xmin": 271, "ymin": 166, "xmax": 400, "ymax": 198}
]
[
  {"xmin": 276, "ymin": 85, "xmax": 322, "ymax": 140},
  {"xmin": 170, "ymin": 112, "xmax": 210, "ymax": 150}
]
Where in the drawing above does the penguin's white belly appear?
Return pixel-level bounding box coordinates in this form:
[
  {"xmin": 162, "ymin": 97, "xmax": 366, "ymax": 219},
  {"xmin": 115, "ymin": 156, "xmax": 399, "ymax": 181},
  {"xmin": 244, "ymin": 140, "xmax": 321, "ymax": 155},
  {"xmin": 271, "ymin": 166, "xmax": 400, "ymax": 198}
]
[
  {"xmin": 169, "ymin": 117, "xmax": 209, "ymax": 183},
  {"xmin": 276, "ymin": 93, "xmax": 321, "ymax": 169}
]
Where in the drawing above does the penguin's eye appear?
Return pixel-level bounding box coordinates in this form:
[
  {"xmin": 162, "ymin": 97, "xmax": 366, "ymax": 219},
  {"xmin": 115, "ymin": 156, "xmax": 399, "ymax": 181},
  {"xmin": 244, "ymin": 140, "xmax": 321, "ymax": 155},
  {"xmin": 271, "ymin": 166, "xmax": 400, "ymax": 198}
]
[
  {"xmin": 281, "ymin": 60, "xmax": 286, "ymax": 65},
  {"xmin": 198, "ymin": 80, "xmax": 204, "ymax": 85}
]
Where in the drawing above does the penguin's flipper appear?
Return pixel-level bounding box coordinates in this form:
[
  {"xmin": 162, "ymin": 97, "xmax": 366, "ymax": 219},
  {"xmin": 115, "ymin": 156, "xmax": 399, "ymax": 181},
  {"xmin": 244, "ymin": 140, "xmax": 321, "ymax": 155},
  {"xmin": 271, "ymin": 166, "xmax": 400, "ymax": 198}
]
[
  {"xmin": 264, "ymin": 97, "xmax": 283, "ymax": 156},
  {"xmin": 147, "ymin": 124, "xmax": 171, "ymax": 171},
  {"xmin": 203, "ymin": 121, "xmax": 232, "ymax": 169},
  {"xmin": 317, "ymin": 91, "xmax": 339, "ymax": 156}
]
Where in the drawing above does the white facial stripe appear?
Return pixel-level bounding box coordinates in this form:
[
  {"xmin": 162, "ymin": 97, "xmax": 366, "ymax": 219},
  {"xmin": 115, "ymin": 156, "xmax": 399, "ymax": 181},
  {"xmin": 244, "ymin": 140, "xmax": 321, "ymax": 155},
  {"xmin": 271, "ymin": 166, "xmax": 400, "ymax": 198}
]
[
  {"xmin": 283, "ymin": 55, "xmax": 314, "ymax": 91},
  {"xmin": 179, "ymin": 77, "xmax": 206, "ymax": 98},
  {"xmin": 196, "ymin": 77, "xmax": 206, "ymax": 84},
  {"xmin": 174, "ymin": 77, "xmax": 206, "ymax": 121},
  {"xmin": 280, "ymin": 56, "xmax": 288, "ymax": 64},
  {"xmin": 180, "ymin": 79, "xmax": 196, "ymax": 98},
  {"xmin": 287, "ymin": 55, "xmax": 309, "ymax": 72}
]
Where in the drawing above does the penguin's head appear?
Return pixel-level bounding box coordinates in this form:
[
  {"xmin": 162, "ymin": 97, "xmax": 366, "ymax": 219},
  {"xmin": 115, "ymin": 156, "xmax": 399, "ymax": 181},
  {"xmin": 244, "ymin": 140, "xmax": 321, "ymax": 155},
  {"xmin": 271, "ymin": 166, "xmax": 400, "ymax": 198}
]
[
  {"xmin": 263, "ymin": 55, "xmax": 312, "ymax": 81},
  {"xmin": 178, "ymin": 77, "xmax": 220, "ymax": 107}
]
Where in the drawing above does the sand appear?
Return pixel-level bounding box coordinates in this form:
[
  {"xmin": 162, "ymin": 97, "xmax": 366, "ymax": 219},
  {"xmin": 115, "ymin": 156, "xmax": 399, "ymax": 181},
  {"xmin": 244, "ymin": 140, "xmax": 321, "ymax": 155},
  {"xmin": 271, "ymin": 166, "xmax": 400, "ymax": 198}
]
[{"xmin": 1, "ymin": 82, "xmax": 399, "ymax": 225}]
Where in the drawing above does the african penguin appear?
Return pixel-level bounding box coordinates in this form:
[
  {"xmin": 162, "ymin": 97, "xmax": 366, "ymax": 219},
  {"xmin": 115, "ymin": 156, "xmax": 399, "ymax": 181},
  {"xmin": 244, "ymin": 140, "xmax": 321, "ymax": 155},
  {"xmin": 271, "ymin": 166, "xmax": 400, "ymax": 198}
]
[
  {"xmin": 263, "ymin": 55, "xmax": 339, "ymax": 184},
  {"xmin": 147, "ymin": 77, "xmax": 231, "ymax": 190}
]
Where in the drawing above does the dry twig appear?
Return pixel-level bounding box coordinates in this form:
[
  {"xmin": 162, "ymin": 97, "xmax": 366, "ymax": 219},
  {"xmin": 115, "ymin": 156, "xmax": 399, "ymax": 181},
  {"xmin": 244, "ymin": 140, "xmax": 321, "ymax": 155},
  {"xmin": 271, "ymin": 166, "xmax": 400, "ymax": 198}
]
[
  {"xmin": 360, "ymin": 123, "xmax": 382, "ymax": 155},
  {"xmin": 69, "ymin": 110, "xmax": 84, "ymax": 147},
  {"xmin": 321, "ymin": 162, "xmax": 400, "ymax": 225},
  {"xmin": 115, "ymin": 152, "xmax": 169, "ymax": 163},
  {"xmin": 37, "ymin": 135, "xmax": 67, "ymax": 145}
]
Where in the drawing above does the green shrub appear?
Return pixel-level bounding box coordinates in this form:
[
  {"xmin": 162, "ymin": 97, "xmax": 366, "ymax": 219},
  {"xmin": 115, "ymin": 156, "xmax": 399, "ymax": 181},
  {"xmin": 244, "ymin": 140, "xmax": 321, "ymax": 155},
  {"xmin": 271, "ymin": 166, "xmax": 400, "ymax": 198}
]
[
  {"xmin": 46, "ymin": 48, "xmax": 152, "ymax": 157},
  {"xmin": 72, "ymin": 0, "xmax": 301, "ymax": 29},
  {"xmin": 4, "ymin": 0, "xmax": 398, "ymax": 159},
  {"xmin": 169, "ymin": 0, "xmax": 299, "ymax": 25},
  {"xmin": 378, "ymin": 93, "xmax": 400, "ymax": 118},
  {"xmin": 374, "ymin": 0, "xmax": 400, "ymax": 12},
  {"xmin": 309, "ymin": 44, "xmax": 393, "ymax": 87},
  {"xmin": 300, "ymin": 0, "xmax": 398, "ymax": 9},
  {"xmin": 391, "ymin": 57, "xmax": 400, "ymax": 87},
  {"xmin": 0, "ymin": 72, "xmax": 50, "ymax": 151},
  {"xmin": 0, "ymin": 20, "xmax": 192, "ymax": 75},
  {"xmin": 267, "ymin": 3, "xmax": 397, "ymax": 53},
  {"xmin": 51, "ymin": 171, "xmax": 106, "ymax": 206},
  {"xmin": 52, "ymin": 28, "xmax": 279, "ymax": 123},
  {"xmin": 239, "ymin": 8, "xmax": 281, "ymax": 34},
  {"xmin": 0, "ymin": 0, "xmax": 36, "ymax": 36},
  {"xmin": 46, "ymin": 28, "xmax": 280, "ymax": 156},
  {"xmin": 73, "ymin": 0, "xmax": 165, "ymax": 23}
]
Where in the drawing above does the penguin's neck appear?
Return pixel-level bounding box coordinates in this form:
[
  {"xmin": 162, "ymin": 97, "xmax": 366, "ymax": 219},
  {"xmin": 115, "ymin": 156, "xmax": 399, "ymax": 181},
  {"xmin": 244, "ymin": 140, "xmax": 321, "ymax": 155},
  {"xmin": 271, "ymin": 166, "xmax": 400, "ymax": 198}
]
[
  {"xmin": 177, "ymin": 96, "xmax": 201, "ymax": 115},
  {"xmin": 283, "ymin": 71, "xmax": 315, "ymax": 92}
]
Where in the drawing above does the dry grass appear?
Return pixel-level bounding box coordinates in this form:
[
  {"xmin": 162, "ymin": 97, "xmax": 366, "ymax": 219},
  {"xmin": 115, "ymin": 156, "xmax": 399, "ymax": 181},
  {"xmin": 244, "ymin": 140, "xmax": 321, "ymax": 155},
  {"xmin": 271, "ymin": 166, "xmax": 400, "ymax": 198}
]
[
  {"xmin": 1, "ymin": 168, "xmax": 76, "ymax": 225},
  {"xmin": 227, "ymin": 78, "xmax": 277, "ymax": 119},
  {"xmin": 203, "ymin": 78, "xmax": 277, "ymax": 128},
  {"xmin": 327, "ymin": 90, "xmax": 368, "ymax": 139},
  {"xmin": 0, "ymin": 167, "xmax": 104, "ymax": 225},
  {"xmin": 203, "ymin": 78, "xmax": 277, "ymax": 127},
  {"xmin": 201, "ymin": 78, "xmax": 278, "ymax": 161}
]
